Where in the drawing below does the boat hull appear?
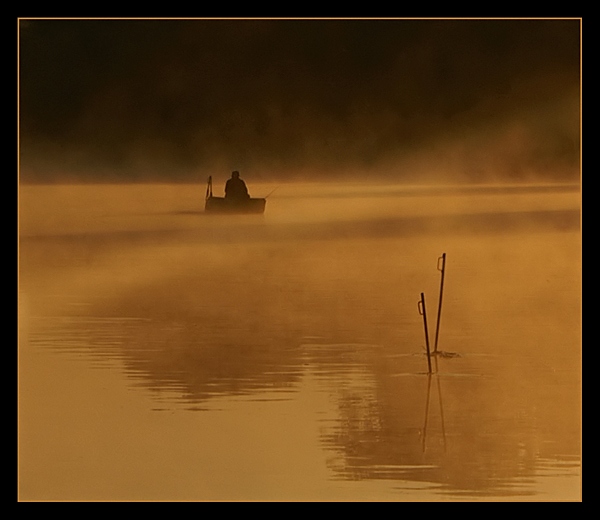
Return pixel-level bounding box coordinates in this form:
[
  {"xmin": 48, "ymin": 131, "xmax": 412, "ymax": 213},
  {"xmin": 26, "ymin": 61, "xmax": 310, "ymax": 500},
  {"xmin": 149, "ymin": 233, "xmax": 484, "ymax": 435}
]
[{"xmin": 205, "ymin": 196, "xmax": 266, "ymax": 214}]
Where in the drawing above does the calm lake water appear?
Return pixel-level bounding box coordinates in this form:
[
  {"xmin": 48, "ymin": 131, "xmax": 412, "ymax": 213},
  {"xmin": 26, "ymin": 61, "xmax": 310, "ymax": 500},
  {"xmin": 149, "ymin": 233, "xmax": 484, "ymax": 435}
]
[{"xmin": 18, "ymin": 180, "xmax": 581, "ymax": 501}]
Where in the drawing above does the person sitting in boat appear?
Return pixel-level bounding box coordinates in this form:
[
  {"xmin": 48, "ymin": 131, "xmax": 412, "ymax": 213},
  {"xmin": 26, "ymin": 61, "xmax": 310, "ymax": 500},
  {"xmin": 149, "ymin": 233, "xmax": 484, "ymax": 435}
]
[{"xmin": 225, "ymin": 171, "xmax": 250, "ymax": 201}]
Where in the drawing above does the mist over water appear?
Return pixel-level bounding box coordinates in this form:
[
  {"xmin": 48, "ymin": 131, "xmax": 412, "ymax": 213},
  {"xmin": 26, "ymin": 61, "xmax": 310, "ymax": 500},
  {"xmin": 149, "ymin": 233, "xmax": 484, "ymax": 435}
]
[
  {"xmin": 18, "ymin": 18, "xmax": 581, "ymax": 501},
  {"xmin": 18, "ymin": 177, "xmax": 580, "ymax": 501}
]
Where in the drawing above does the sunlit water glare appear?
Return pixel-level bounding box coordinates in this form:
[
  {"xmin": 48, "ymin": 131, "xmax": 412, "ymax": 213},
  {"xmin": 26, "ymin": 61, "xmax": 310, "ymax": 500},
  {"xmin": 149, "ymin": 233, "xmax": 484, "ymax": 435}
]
[{"xmin": 18, "ymin": 181, "xmax": 581, "ymax": 501}]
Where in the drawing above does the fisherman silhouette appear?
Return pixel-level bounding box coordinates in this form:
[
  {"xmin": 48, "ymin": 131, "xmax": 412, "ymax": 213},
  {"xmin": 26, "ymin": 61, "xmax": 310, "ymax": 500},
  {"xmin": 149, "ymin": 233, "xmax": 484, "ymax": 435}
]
[{"xmin": 225, "ymin": 171, "xmax": 250, "ymax": 201}]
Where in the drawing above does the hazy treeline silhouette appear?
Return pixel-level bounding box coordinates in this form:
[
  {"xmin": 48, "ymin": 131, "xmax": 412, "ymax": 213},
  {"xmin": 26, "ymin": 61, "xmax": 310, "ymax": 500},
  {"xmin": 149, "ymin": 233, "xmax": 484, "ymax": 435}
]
[{"xmin": 19, "ymin": 19, "xmax": 580, "ymax": 184}]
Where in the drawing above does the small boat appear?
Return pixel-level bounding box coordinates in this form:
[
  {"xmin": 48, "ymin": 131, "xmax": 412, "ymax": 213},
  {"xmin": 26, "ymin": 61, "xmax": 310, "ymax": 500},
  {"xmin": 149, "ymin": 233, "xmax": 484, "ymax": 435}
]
[{"xmin": 204, "ymin": 176, "xmax": 266, "ymax": 214}]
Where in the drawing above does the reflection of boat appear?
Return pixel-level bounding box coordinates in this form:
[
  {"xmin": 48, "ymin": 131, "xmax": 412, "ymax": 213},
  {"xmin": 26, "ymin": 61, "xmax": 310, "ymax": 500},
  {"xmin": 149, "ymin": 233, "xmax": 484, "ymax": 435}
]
[{"xmin": 204, "ymin": 176, "xmax": 266, "ymax": 214}]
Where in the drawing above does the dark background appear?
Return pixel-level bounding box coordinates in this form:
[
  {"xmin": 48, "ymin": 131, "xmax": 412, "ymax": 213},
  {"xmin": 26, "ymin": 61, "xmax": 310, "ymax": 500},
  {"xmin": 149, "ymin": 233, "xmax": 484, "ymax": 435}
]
[{"xmin": 18, "ymin": 18, "xmax": 581, "ymax": 183}]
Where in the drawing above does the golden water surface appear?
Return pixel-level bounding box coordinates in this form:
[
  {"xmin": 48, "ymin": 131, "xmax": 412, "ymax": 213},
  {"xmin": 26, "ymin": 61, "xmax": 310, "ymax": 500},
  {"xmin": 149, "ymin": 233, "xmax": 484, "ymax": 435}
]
[{"xmin": 18, "ymin": 181, "xmax": 581, "ymax": 501}]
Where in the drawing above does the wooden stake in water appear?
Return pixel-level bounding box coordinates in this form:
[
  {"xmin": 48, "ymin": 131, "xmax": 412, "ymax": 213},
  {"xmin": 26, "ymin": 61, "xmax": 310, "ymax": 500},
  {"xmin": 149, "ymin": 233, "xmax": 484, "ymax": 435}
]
[
  {"xmin": 418, "ymin": 292, "xmax": 433, "ymax": 374},
  {"xmin": 434, "ymin": 253, "xmax": 447, "ymax": 353}
]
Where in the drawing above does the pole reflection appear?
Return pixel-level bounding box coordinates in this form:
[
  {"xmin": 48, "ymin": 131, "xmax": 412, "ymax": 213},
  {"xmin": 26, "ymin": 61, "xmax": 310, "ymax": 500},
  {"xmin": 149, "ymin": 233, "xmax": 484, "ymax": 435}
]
[{"xmin": 421, "ymin": 358, "xmax": 447, "ymax": 455}]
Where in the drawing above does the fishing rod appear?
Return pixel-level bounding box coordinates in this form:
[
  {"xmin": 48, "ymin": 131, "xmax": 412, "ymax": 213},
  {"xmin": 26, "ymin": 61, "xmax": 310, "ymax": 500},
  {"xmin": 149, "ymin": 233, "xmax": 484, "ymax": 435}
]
[{"xmin": 264, "ymin": 186, "xmax": 279, "ymax": 199}]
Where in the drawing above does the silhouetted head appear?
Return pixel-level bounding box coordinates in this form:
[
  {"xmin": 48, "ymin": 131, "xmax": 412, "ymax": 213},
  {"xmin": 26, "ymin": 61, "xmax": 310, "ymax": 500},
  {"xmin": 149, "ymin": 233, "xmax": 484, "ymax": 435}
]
[{"xmin": 232, "ymin": 171, "xmax": 240, "ymax": 179}]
